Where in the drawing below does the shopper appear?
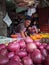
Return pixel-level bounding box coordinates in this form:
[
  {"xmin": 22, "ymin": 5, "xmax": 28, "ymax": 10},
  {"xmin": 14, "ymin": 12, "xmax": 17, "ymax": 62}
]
[
  {"xmin": 27, "ymin": 21, "xmax": 40, "ymax": 35},
  {"xmin": 33, "ymin": 21, "xmax": 40, "ymax": 33}
]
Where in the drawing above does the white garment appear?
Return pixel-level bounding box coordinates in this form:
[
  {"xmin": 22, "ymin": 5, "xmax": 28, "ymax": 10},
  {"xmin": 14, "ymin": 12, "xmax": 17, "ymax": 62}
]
[
  {"xmin": 27, "ymin": 8, "xmax": 36, "ymax": 16},
  {"xmin": 3, "ymin": 13, "xmax": 12, "ymax": 27}
]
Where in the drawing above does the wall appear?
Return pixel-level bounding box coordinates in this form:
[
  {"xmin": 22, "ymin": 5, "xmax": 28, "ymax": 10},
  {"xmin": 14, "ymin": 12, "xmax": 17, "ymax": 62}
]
[
  {"xmin": 0, "ymin": 0, "xmax": 7, "ymax": 36},
  {"xmin": 38, "ymin": 6, "xmax": 49, "ymax": 33}
]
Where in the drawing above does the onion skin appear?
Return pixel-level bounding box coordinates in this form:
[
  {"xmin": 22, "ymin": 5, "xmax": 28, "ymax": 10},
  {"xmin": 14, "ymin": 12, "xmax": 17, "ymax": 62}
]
[
  {"xmin": 32, "ymin": 49, "xmax": 42, "ymax": 64},
  {"xmin": 42, "ymin": 43, "xmax": 47, "ymax": 49},
  {"xmin": 0, "ymin": 44, "xmax": 6, "ymax": 50},
  {"xmin": 22, "ymin": 56, "xmax": 33, "ymax": 65},
  {"xmin": 18, "ymin": 51, "xmax": 27, "ymax": 58},
  {"xmin": 36, "ymin": 64, "xmax": 42, "ymax": 65},
  {"xmin": 26, "ymin": 43, "xmax": 37, "ymax": 53},
  {"xmin": 7, "ymin": 59, "xmax": 23, "ymax": 65},
  {"xmin": 33, "ymin": 49, "xmax": 41, "ymax": 53},
  {"xmin": 42, "ymin": 55, "xmax": 45, "ymax": 61},
  {"xmin": 35, "ymin": 41, "xmax": 41, "ymax": 47},
  {"xmin": 41, "ymin": 49, "xmax": 47, "ymax": 57},
  {"xmin": 7, "ymin": 42, "xmax": 20, "ymax": 52},
  {"xmin": 28, "ymin": 53, "xmax": 32, "ymax": 58},
  {"xmin": 0, "ymin": 48, "xmax": 8, "ymax": 56},
  {"xmin": 11, "ymin": 55, "xmax": 21, "ymax": 62},
  {"xmin": 18, "ymin": 40, "xmax": 26, "ymax": 49},
  {"xmin": 44, "ymin": 55, "xmax": 49, "ymax": 65},
  {"xmin": 25, "ymin": 36, "xmax": 33, "ymax": 43},
  {"xmin": 7, "ymin": 52, "xmax": 14, "ymax": 59},
  {"xmin": 0, "ymin": 55, "xmax": 9, "ymax": 64},
  {"xmin": 39, "ymin": 45, "xmax": 44, "ymax": 50},
  {"xmin": 46, "ymin": 44, "xmax": 49, "ymax": 54},
  {"xmin": 20, "ymin": 48, "xmax": 26, "ymax": 52}
]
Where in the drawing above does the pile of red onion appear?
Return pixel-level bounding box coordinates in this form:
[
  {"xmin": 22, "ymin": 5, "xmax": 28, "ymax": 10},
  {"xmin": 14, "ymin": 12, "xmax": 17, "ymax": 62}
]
[{"xmin": 0, "ymin": 37, "xmax": 49, "ymax": 65}]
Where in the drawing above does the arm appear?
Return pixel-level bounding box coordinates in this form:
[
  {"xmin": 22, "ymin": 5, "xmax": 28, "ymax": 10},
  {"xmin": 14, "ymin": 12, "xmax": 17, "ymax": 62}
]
[
  {"xmin": 36, "ymin": 28, "xmax": 38, "ymax": 33},
  {"xmin": 19, "ymin": 23, "xmax": 28, "ymax": 38},
  {"xmin": 25, "ymin": 32, "xmax": 28, "ymax": 37},
  {"xmin": 20, "ymin": 31, "xmax": 26, "ymax": 39}
]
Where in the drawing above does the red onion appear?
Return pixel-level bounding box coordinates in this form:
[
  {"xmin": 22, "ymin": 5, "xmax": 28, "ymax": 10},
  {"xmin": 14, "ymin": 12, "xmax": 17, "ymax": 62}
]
[
  {"xmin": 42, "ymin": 55, "xmax": 45, "ymax": 61},
  {"xmin": 35, "ymin": 41, "xmax": 41, "ymax": 47},
  {"xmin": 42, "ymin": 43, "xmax": 47, "ymax": 49},
  {"xmin": 37, "ymin": 64, "xmax": 42, "ymax": 65},
  {"xmin": 26, "ymin": 43, "xmax": 37, "ymax": 53},
  {"xmin": 28, "ymin": 53, "xmax": 31, "ymax": 58},
  {"xmin": 0, "ymin": 44, "xmax": 6, "ymax": 50},
  {"xmin": 41, "ymin": 49, "xmax": 47, "ymax": 57},
  {"xmin": 7, "ymin": 59, "xmax": 23, "ymax": 65},
  {"xmin": 19, "ymin": 40, "xmax": 26, "ymax": 48},
  {"xmin": 11, "ymin": 55, "xmax": 21, "ymax": 62},
  {"xmin": 34, "ymin": 39, "xmax": 40, "ymax": 42},
  {"xmin": 32, "ymin": 49, "xmax": 42, "ymax": 64},
  {"xmin": 44, "ymin": 55, "xmax": 49, "ymax": 65},
  {"xmin": 7, "ymin": 52, "xmax": 14, "ymax": 58},
  {"xmin": 46, "ymin": 44, "xmax": 49, "ymax": 54},
  {"xmin": 39, "ymin": 45, "xmax": 44, "ymax": 50},
  {"xmin": 0, "ymin": 55, "xmax": 9, "ymax": 64},
  {"xmin": 20, "ymin": 48, "xmax": 26, "ymax": 52},
  {"xmin": 25, "ymin": 36, "xmax": 33, "ymax": 43},
  {"xmin": 22, "ymin": 56, "xmax": 33, "ymax": 65},
  {"xmin": 18, "ymin": 51, "xmax": 27, "ymax": 58},
  {"xmin": 7, "ymin": 41, "xmax": 20, "ymax": 52},
  {"xmin": 0, "ymin": 48, "xmax": 8, "ymax": 56},
  {"xmin": 33, "ymin": 49, "xmax": 41, "ymax": 53}
]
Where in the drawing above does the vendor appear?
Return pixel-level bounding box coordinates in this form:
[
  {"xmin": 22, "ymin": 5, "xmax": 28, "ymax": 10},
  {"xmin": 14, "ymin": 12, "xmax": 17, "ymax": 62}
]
[{"xmin": 14, "ymin": 18, "xmax": 31, "ymax": 38}]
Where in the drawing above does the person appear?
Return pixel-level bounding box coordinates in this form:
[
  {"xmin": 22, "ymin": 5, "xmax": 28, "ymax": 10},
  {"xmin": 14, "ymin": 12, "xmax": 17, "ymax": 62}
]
[
  {"xmin": 18, "ymin": 13, "xmax": 25, "ymax": 23},
  {"xmin": 33, "ymin": 21, "xmax": 40, "ymax": 33},
  {"xmin": 14, "ymin": 18, "xmax": 31, "ymax": 38},
  {"xmin": 31, "ymin": 12, "xmax": 39, "ymax": 26},
  {"xmin": 27, "ymin": 21, "xmax": 40, "ymax": 35},
  {"xmin": 27, "ymin": 26, "xmax": 38, "ymax": 35}
]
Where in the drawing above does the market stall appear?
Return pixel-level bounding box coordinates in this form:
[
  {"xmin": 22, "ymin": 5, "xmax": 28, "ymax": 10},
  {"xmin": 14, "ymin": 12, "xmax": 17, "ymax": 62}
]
[
  {"xmin": 0, "ymin": 0, "xmax": 49, "ymax": 65},
  {"xmin": 0, "ymin": 35, "xmax": 49, "ymax": 65}
]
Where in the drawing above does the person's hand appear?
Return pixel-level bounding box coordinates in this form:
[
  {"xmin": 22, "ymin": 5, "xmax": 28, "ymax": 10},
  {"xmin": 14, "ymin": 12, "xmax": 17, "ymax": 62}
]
[
  {"xmin": 23, "ymin": 36, "xmax": 30, "ymax": 41},
  {"xmin": 36, "ymin": 29, "xmax": 38, "ymax": 34},
  {"xmin": 25, "ymin": 32, "xmax": 28, "ymax": 37},
  {"xmin": 38, "ymin": 29, "xmax": 40, "ymax": 32}
]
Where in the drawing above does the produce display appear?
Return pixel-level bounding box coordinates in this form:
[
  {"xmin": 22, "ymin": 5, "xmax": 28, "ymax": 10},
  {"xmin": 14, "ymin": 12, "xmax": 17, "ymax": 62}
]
[
  {"xmin": 0, "ymin": 36, "xmax": 49, "ymax": 65},
  {"xmin": 30, "ymin": 33, "xmax": 49, "ymax": 40}
]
